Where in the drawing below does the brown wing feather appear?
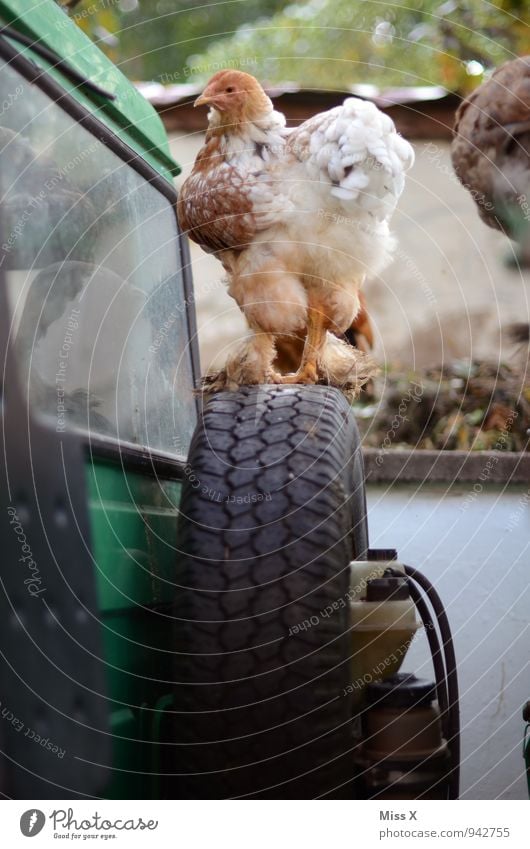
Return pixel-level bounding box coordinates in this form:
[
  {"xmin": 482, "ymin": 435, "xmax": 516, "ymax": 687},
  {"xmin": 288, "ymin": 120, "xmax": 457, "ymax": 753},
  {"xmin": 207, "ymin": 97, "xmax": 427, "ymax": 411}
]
[{"xmin": 177, "ymin": 136, "xmax": 258, "ymax": 253}]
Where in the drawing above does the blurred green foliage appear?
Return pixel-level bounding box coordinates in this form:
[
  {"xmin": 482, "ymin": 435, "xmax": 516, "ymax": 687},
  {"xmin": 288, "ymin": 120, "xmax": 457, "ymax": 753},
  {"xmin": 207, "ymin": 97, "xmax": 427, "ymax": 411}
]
[
  {"xmin": 56, "ymin": 0, "xmax": 285, "ymax": 81},
  {"xmin": 57, "ymin": 0, "xmax": 530, "ymax": 92}
]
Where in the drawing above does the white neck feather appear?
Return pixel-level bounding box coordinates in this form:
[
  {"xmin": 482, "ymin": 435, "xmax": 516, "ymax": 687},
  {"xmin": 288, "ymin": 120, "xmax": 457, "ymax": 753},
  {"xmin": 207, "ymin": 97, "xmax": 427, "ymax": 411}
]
[{"xmin": 208, "ymin": 107, "xmax": 287, "ymax": 148}]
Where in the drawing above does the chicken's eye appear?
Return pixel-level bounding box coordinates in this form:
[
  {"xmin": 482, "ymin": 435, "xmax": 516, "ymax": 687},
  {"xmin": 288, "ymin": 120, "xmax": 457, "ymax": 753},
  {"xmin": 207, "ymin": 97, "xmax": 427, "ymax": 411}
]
[{"xmin": 225, "ymin": 86, "xmax": 235, "ymax": 93}]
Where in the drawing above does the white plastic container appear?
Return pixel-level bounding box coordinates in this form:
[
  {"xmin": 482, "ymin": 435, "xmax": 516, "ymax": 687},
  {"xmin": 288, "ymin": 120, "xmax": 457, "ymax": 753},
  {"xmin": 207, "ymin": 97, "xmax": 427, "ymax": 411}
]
[{"xmin": 347, "ymin": 562, "xmax": 419, "ymax": 704}]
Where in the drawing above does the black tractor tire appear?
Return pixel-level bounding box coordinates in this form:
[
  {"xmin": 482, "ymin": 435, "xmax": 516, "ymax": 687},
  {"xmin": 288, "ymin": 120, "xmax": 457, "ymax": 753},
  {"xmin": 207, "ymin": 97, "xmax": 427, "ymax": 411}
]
[{"xmin": 173, "ymin": 385, "xmax": 368, "ymax": 799}]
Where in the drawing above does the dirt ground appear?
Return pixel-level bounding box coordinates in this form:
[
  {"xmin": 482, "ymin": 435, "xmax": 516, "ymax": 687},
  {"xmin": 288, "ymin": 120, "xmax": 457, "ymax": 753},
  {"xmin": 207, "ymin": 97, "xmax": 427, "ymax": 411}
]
[{"xmin": 170, "ymin": 133, "xmax": 530, "ymax": 377}]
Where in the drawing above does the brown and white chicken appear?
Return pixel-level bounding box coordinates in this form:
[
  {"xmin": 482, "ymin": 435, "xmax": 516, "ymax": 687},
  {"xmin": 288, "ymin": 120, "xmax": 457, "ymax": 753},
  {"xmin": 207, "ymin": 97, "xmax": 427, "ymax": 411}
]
[
  {"xmin": 451, "ymin": 57, "xmax": 530, "ymax": 349},
  {"xmin": 451, "ymin": 56, "xmax": 530, "ymax": 244},
  {"xmin": 178, "ymin": 70, "xmax": 414, "ymax": 392}
]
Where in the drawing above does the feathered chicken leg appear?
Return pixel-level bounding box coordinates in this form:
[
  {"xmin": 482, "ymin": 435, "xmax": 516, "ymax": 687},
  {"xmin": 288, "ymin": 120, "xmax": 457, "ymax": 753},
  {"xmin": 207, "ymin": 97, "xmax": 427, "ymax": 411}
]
[
  {"xmin": 273, "ymin": 290, "xmax": 374, "ymax": 372},
  {"xmin": 278, "ymin": 305, "xmax": 329, "ymax": 384},
  {"xmin": 202, "ymin": 325, "xmax": 282, "ymax": 391}
]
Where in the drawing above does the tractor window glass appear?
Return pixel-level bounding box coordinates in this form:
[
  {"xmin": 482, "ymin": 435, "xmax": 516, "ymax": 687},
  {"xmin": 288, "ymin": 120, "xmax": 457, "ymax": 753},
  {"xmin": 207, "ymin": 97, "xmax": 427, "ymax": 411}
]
[{"xmin": 0, "ymin": 64, "xmax": 196, "ymax": 456}]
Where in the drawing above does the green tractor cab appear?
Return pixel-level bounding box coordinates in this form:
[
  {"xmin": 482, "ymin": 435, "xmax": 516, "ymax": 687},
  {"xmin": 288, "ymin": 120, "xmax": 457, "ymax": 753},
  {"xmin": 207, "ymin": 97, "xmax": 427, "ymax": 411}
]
[
  {"xmin": 0, "ymin": 0, "xmax": 198, "ymax": 799},
  {"xmin": 0, "ymin": 1, "xmax": 459, "ymax": 800}
]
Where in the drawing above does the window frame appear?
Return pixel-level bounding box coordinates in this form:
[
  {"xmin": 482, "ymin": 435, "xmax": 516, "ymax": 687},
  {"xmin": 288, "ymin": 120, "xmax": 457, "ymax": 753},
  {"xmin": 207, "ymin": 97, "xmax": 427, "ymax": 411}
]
[{"xmin": 0, "ymin": 34, "xmax": 201, "ymax": 477}]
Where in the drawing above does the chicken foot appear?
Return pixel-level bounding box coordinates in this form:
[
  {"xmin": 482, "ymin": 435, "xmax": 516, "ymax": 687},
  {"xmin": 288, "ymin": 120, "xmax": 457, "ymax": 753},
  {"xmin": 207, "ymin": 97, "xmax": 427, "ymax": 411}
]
[{"xmin": 278, "ymin": 305, "xmax": 329, "ymax": 385}]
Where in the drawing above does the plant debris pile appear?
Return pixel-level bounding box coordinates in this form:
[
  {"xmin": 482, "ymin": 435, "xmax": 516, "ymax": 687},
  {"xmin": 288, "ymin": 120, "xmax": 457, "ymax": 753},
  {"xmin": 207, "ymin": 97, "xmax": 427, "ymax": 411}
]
[{"xmin": 355, "ymin": 360, "xmax": 530, "ymax": 452}]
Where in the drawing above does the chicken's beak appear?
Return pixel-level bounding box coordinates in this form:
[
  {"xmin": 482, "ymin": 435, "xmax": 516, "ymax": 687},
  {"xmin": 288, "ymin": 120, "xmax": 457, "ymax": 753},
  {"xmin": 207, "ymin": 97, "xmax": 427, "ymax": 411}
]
[{"xmin": 194, "ymin": 93, "xmax": 211, "ymax": 108}]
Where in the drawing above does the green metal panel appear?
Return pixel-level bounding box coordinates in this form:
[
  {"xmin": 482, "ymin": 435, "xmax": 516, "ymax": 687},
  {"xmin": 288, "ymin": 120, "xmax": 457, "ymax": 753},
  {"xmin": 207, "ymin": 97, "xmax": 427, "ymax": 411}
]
[
  {"xmin": 0, "ymin": 0, "xmax": 180, "ymax": 181},
  {"xmin": 87, "ymin": 459, "xmax": 181, "ymax": 799}
]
